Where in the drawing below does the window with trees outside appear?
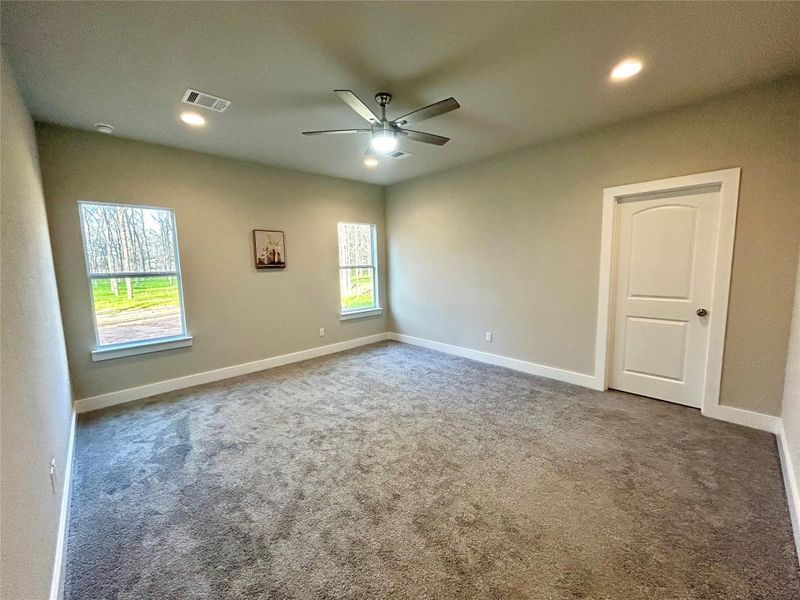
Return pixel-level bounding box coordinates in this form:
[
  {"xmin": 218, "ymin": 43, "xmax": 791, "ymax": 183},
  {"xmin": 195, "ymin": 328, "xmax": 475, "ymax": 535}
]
[
  {"xmin": 338, "ymin": 223, "xmax": 379, "ymax": 315},
  {"xmin": 78, "ymin": 201, "xmax": 188, "ymax": 354}
]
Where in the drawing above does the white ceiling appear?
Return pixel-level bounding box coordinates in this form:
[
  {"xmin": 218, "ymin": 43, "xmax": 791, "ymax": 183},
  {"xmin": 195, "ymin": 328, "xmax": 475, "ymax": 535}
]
[{"xmin": 2, "ymin": 1, "xmax": 799, "ymax": 185}]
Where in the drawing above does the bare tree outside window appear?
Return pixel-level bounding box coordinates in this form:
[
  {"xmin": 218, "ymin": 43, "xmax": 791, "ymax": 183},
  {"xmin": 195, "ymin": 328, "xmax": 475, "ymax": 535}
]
[
  {"xmin": 337, "ymin": 223, "xmax": 378, "ymax": 313},
  {"xmin": 79, "ymin": 202, "xmax": 187, "ymax": 346}
]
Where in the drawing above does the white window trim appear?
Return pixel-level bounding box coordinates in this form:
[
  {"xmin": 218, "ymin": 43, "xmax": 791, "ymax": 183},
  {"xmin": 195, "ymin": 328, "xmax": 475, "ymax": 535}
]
[
  {"xmin": 78, "ymin": 200, "xmax": 190, "ymax": 359},
  {"xmin": 338, "ymin": 222, "xmax": 381, "ymax": 317},
  {"xmin": 90, "ymin": 335, "xmax": 193, "ymax": 362},
  {"xmin": 339, "ymin": 308, "xmax": 383, "ymax": 321}
]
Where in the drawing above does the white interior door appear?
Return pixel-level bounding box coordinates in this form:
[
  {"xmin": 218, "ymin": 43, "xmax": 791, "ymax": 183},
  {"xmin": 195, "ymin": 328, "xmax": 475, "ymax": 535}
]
[{"xmin": 608, "ymin": 187, "xmax": 722, "ymax": 407}]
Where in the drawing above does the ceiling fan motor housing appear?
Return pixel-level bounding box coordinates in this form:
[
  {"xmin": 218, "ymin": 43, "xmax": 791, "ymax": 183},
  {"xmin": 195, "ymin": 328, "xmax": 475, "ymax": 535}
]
[{"xmin": 375, "ymin": 92, "xmax": 392, "ymax": 107}]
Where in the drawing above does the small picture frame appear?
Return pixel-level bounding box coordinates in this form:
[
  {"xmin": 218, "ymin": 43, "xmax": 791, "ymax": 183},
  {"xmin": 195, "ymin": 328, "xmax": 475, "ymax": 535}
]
[{"xmin": 253, "ymin": 230, "xmax": 286, "ymax": 269}]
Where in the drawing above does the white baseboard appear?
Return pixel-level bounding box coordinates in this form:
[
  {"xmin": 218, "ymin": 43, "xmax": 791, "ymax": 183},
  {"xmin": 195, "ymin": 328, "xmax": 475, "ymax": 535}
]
[
  {"xmin": 701, "ymin": 404, "xmax": 780, "ymax": 433},
  {"xmin": 387, "ymin": 333, "xmax": 788, "ymax": 434},
  {"xmin": 75, "ymin": 330, "xmax": 782, "ymax": 433},
  {"xmin": 50, "ymin": 409, "xmax": 76, "ymax": 600},
  {"xmin": 776, "ymin": 419, "xmax": 800, "ymax": 565},
  {"xmin": 74, "ymin": 333, "xmax": 389, "ymax": 413},
  {"xmin": 388, "ymin": 332, "xmax": 600, "ymax": 390}
]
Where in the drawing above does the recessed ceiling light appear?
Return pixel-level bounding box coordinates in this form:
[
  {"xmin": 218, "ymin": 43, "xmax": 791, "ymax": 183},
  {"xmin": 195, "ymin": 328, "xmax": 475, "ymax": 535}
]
[
  {"xmin": 610, "ymin": 58, "xmax": 643, "ymax": 81},
  {"xmin": 364, "ymin": 157, "xmax": 379, "ymax": 168},
  {"xmin": 94, "ymin": 123, "xmax": 114, "ymax": 134},
  {"xmin": 180, "ymin": 111, "xmax": 206, "ymax": 127}
]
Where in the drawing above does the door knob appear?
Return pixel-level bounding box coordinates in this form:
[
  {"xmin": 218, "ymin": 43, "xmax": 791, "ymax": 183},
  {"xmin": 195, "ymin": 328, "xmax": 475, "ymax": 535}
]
[{"xmin": 696, "ymin": 308, "xmax": 708, "ymax": 317}]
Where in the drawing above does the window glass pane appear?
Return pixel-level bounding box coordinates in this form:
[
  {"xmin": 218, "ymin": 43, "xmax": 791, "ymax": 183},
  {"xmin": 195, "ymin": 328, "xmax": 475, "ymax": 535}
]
[
  {"xmin": 80, "ymin": 203, "xmax": 176, "ymax": 274},
  {"xmin": 92, "ymin": 276, "xmax": 183, "ymax": 345},
  {"xmin": 337, "ymin": 223, "xmax": 373, "ymax": 267},
  {"xmin": 339, "ymin": 268, "xmax": 375, "ymax": 312}
]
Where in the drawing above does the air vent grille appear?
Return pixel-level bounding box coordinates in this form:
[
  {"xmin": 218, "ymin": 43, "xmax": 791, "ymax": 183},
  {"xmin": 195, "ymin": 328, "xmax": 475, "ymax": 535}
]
[
  {"xmin": 181, "ymin": 88, "xmax": 231, "ymax": 112},
  {"xmin": 385, "ymin": 150, "xmax": 411, "ymax": 159}
]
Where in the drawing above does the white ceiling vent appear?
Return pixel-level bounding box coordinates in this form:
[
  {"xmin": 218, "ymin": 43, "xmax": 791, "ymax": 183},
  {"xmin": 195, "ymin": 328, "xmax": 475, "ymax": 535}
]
[{"xmin": 181, "ymin": 89, "xmax": 231, "ymax": 112}]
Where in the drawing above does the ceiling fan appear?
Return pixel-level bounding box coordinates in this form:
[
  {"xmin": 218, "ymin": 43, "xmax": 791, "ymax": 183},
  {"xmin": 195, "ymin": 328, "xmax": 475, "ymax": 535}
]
[{"xmin": 302, "ymin": 90, "xmax": 460, "ymax": 163}]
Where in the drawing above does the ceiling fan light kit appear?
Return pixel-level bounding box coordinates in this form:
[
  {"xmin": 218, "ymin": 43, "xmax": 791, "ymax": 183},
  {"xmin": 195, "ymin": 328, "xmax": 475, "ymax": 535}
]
[
  {"xmin": 371, "ymin": 129, "xmax": 397, "ymax": 153},
  {"xmin": 303, "ymin": 90, "xmax": 460, "ymax": 165}
]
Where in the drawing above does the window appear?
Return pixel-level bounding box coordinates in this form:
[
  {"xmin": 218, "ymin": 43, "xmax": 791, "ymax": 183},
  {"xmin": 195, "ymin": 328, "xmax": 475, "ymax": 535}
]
[
  {"xmin": 337, "ymin": 223, "xmax": 380, "ymax": 317},
  {"xmin": 78, "ymin": 201, "xmax": 190, "ymax": 359}
]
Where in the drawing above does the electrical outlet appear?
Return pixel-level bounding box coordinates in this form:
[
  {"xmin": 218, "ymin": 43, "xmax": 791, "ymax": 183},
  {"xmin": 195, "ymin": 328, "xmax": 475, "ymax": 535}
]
[
  {"xmin": 49, "ymin": 458, "xmax": 57, "ymax": 495},
  {"xmin": 319, "ymin": 328, "xmax": 325, "ymax": 337},
  {"xmin": 485, "ymin": 331, "xmax": 492, "ymax": 342}
]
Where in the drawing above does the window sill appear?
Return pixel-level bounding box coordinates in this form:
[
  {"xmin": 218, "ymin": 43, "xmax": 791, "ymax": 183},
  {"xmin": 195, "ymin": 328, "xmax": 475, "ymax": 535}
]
[
  {"xmin": 91, "ymin": 335, "xmax": 193, "ymax": 362},
  {"xmin": 339, "ymin": 308, "xmax": 383, "ymax": 321}
]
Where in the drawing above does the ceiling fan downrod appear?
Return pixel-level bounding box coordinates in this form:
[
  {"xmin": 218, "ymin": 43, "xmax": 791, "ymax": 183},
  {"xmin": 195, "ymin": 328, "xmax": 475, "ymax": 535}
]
[{"xmin": 375, "ymin": 92, "xmax": 392, "ymax": 119}]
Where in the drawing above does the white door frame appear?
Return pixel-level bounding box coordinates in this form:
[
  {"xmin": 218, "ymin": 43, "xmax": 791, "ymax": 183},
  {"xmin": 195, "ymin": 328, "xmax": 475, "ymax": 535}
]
[{"xmin": 594, "ymin": 168, "xmax": 741, "ymax": 420}]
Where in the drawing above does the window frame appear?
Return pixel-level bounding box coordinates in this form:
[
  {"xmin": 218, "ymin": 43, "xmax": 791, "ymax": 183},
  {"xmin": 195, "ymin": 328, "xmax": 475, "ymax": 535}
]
[
  {"xmin": 337, "ymin": 222, "xmax": 382, "ymax": 319},
  {"xmin": 77, "ymin": 200, "xmax": 192, "ymax": 361}
]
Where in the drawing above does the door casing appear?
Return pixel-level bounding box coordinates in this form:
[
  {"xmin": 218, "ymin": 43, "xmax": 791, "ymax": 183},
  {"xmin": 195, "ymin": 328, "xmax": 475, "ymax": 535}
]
[{"xmin": 594, "ymin": 168, "xmax": 741, "ymax": 419}]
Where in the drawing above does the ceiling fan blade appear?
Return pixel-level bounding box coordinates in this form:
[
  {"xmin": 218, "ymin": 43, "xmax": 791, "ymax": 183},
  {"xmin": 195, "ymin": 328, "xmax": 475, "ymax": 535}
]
[
  {"xmin": 398, "ymin": 129, "xmax": 450, "ymax": 146},
  {"xmin": 302, "ymin": 129, "xmax": 371, "ymax": 136},
  {"xmin": 335, "ymin": 90, "xmax": 381, "ymax": 124},
  {"xmin": 392, "ymin": 97, "xmax": 460, "ymax": 127}
]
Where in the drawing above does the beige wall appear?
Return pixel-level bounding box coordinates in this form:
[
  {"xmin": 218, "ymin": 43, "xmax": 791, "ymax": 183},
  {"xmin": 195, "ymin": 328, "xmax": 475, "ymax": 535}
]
[
  {"xmin": 36, "ymin": 125, "xmax": 387, "ymax": 400},
  {"xmin": 0, "ymin": 53, "xmax": 73, "ymax": 600},
  {"xmin": 387, "ymin": 76, "xmax": 800, "ymax": 416}
]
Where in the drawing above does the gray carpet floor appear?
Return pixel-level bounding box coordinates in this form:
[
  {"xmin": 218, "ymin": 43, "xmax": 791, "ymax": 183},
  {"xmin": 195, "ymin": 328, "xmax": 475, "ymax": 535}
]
[{"xmin": 65, "ymin": 341, "xmax": 800, "ymax": 599}]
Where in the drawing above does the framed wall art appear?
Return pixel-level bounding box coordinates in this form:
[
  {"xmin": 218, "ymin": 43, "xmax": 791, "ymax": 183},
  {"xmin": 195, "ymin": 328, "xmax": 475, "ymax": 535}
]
[{"xmin": 253, "ymin": 230, "xmax": 286, "ymax": 269}]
